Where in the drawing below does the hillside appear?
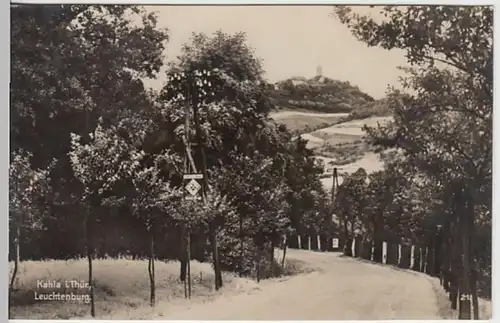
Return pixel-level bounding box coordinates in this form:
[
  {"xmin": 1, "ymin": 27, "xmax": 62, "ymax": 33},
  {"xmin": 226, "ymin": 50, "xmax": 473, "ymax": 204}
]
[
  {"xmin": 269, "ymin": 75, "xmax": 376, "ymax": 114},
  {"xmin": 268, "ymin": 75, "xmax": 393, "ymax": 180},
  {"xmin": 342, "ymin": 97, "xmax": 393, "ymax": 122}
]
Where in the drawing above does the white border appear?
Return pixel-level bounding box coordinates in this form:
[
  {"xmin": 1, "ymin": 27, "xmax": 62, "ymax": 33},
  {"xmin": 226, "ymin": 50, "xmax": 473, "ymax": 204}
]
[
  {"xmin": 5, "ymin": 1, "xmax": 499, "ymax": 323},
  {"xmin": 492, "ymin": 1, "xmax": 499, "ymax": 320},
  {"xmin": 9, "ymin": 0, "xmax": 499, "ymax": 4},
  {"xmin": 3, "ymin": 0, "xmax": 10, "ymax": 322}
]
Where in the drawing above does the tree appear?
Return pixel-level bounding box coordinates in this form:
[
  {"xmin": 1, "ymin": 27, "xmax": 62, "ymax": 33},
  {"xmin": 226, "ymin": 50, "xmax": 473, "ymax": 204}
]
[
  {"xmin": 9, "ymin": 150, "xmax": 52, "ymax": 293},
  {"xmin": 334, "ymin": 168, "xmax": 368, "ymax": 256},
  {"xmin": 211, "ymin": 152, "xmax": 290, "ymax": 279},
  {"xmin": 130, "ymin": 152, "xmax": 182, "ymax": 306},
  {"xmin": 69, "ymin": 122, "xmax": 145, "ymax": 317},
  {"xmin": 11, "ymin": 4, "xmax": 170, "ymax": 263},
  {"xmin": 160, "ymin": 30, "xmax": 274, "ymax": 165},
  {"xmin": 334, "ymin": 5, "xmax": 492, "ymax": 318},
  {"xmin": 159, "ymin": 30, "xmax": 277, "ymax": 287}
]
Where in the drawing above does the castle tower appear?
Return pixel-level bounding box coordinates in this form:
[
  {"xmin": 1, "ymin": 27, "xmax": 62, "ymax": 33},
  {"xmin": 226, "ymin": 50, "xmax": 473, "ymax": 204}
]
[{"xmin": 316, "ymin": 65, "xmax": 323, "ymax": 77}]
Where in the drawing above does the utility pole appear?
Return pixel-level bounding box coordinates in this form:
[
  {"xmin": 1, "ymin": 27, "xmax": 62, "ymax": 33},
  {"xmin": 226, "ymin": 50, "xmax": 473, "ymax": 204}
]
[
  {"xmin": 329, "ymin": 167, "xmax": 340, "ymax": 251},
  {"xmin": 331, "ymin": 167, "xmax": 348, "ymax": 253},
  {"xmin": 167, "ymin": 71, "xmax": 203, "ymax": 298},
  {"xmin": 167, "ymin": 71, "xmax": 195, "ymax": 297},
  {"xmin": 167, "ymin": 68, "xmax": 222, "ymax": 291},
  {"xmin": 184, "ymin": 82, "xmax": 192, "ymax": 299},
  {"xmin": 191, "ymin": 69, "xmax": 223, "ymax": 289},
  {"xmin": 331, "ymin": 167, "xmax": 339, "ymax": 202}
]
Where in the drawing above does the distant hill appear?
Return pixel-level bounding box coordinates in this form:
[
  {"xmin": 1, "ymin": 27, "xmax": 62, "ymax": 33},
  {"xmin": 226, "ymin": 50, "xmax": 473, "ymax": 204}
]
[{"xmin": 268, "ymin": 75, "xmax": 376, "ymax": 113}]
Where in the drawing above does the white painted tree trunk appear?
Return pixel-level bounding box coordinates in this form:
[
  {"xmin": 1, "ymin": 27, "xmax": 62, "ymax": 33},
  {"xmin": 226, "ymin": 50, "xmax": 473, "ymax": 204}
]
[
  {"xmin": 410, "ymin": 245, "xmax": 415, "ymax": 269},
  {"xmin": 317, "ymin": 235, "xmax": 321, "ymax": 251},
  {"xmin": 371, "ymin": 244, "xmax": 374, "ymax": 261},
  {"xmin": 297, "ymin": 235, "xmax": 301, "ymax": 249},
  {"xmin": 351, "ymin": 238, "xmax": 356, "ymax": 257},
  {"xmin": 397, "ymin": 244, "xmax": 402, "ymax": 265},
  {"xmin": 308, "ymin": 236, "xmax": 311, "ymax": 250},
  {"xmin": 382, "ymin": 242, "xmax": 387, "ymax": 264}
]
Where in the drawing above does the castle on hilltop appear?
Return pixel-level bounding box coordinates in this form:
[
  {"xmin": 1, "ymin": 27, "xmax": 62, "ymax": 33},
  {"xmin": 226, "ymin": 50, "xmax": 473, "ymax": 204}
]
[{"xmin": 316, "ymin": 65, "xmax": 325, "ymax": 83}]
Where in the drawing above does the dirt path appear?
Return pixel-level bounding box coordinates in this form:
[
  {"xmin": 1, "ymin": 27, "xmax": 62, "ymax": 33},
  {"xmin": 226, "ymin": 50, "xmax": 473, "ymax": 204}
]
[{"xmin": 159, "ymin": 250, "xmax": 447, "ymax": 320}]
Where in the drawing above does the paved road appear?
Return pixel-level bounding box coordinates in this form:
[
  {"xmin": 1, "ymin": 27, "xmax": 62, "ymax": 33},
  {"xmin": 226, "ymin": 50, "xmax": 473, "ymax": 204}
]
[{"xmin": 161, "ymin": 250, "xmax": 448, "ymax": 320}]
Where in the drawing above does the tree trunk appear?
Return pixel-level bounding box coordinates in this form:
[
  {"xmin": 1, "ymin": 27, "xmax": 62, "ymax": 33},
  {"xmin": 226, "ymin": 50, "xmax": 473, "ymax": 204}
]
[
  {"xmin": 180, "ymin": 224, "xmax": 187, "ymax": 282},
  {"xmin": 281, "ymin": 235, "xmax": 288, "ymax": 270},
  {"xmin": 443, "ymin": 269, "xmax": 449, "ymax": 292},
  {"xmin": 450, "ymin": 237, "xmax": 459, "ymax": 310},
  {"xmin": 187, "ymin": 232, "xmax": 191, "ymax": 299},
  {"xmin": 343, "ymin": 237, "xmax": 353, "ymax": 257},
  {"xmin": 85, "ymin": 208, "xmax": 95, "ymax": 318},
  {"xmin": 446, "ymin": 237, "xmax": 453, "ymax": 293},
  {"xmin": 342, "ymin": 215, "xmax": 349, "ymax": 253},
  {"xmin": 422, "ymin": 247, "xmax": 429, "ymax": 274},
  {"xmin": 440, "ymin": 236, "xmax": 447, "ymax": 289},
  {"xmin": 256, "ymin": 249, "xmax": 261, "ymax": 283},
  {"xmin": 419, "ymin": 247, "xmax": 423, "ymax": 272},
  {"xmin": 397, "ymin": 244, "xmax": 402, "ymax": 267},
  {"xmin": 9, "ymin": 222, "xmax": 21, "ymax": 318},
  {"xmin": 471, "ymin": 267, "xmax": 479, "ymax": 319},
  {"xmin": 410, "ymin": 245, "xmax": 415, "ymax": 270},
  {"xmin": 429, "ymin": 247, "xmax": 436, "ymax": 276},
  {"xmin": 450, "ymin": 276, "xmax": 458, "ymax": 310},
  {"xmin": 148, "ymin": 229, "xmax": 156, "ymax": 307},
  {"xmin": 358, "ymin": 237, "xmax": 364, "ymax": 259},
  {"xmin": 469, "ymin": 205, "xmax": 479, "ymax": 320},
  {"xmin": 10, "ymin": 223, "xmax": 21, "ymax": 292},
  {"xmin": 239, "ymin": 215, "xmax": 244, "ymax": 277},
  {"xmin": 269, "ymin": 241, "xmax": 275, "ymax": 277},
  {"xmin": 458, "ymin": 205, "xmax": 473, "ymax": 319},
  {"xmin": 425, "ymin": 246, "xmax": 433, "ymax": 275},
  {"xmin": 372, "ymin": 236, "xmax": 379, "ymax": 262},
  {"xmin": 209, "ymin": 223, "xmax": 222, "ymax": 290}
]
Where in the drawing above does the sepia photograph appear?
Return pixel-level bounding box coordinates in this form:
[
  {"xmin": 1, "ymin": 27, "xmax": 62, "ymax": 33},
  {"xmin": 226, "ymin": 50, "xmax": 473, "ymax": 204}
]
[{"xmin": 9, "ymin": 3, "xmax": 493, "ymax": 320}]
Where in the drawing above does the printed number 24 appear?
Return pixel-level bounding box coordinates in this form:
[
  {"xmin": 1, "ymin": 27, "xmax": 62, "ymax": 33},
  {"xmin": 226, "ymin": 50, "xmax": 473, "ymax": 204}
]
[{"xmin": 460, "ymin": 294, "xmax": 472, "ymax": 301}]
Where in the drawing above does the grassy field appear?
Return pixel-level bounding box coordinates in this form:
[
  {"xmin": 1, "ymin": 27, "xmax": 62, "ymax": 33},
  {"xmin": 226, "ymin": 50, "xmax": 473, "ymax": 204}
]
[
  {"xmin": 272, "ymin": 112, "xmax": 393, "ymax": 191},
  {"xmin": 270, "ymin": 111, "xmax": 393, "ymax": 189},
  {"xmin": 270, "ymin": 110, "xmax": 348, "ymax": 133},
  {"xmin": 9, "ymin": 254, "xmax": 310, "ymax": 320},
  {"xmin": 305, "ymin": 116, "xmax": 392, "ymax": 168}
]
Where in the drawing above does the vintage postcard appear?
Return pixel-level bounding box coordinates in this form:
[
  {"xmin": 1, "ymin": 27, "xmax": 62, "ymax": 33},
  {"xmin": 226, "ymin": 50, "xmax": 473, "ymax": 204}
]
[{"xmin": 9, "ymin": 4, "xmax": 492, "ymax": 320}]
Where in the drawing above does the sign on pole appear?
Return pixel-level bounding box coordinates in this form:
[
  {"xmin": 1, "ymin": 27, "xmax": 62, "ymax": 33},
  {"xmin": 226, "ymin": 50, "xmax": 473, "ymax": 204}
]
[
  {"xmin": 332, "ymin": 238, "xmax": 339, "ymax": 249},
  {"xmin": 183, "ymin": 174, "xmax": 203, "ymax": 201}
]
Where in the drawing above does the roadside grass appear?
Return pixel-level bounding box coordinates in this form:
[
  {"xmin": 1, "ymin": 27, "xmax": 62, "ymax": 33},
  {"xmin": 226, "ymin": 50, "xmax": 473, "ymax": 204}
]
[{"xmin": 9, "ymin": 256, "xmax": 309, "ymax": 320}]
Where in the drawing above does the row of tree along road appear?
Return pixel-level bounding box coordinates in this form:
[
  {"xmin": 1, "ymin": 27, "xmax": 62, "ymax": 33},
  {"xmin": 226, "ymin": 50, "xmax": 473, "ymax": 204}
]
[
  {"xmin": 9, "ymin": 5, "xmax": 491, "ymax": 321},
  {"xmin": 306, "ymin": 6, "xmax": 492, "ymax": 320}
]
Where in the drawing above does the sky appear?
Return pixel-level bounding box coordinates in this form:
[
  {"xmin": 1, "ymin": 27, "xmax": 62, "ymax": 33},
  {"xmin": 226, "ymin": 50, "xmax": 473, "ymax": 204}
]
[{"xmin": 143, "ymin": 5, "xmax": 409, "ymax": 100}]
